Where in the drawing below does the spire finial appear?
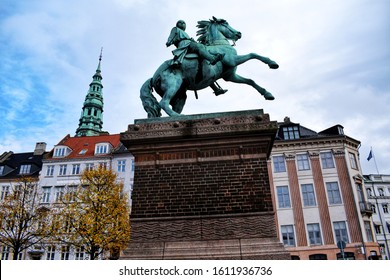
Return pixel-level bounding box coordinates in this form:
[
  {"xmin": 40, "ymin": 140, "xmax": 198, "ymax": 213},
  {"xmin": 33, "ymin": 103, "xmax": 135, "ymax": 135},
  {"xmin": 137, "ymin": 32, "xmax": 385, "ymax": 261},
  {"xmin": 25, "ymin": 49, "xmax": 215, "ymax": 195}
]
[{"xmin": 97, "ymin": 47, "xmax": 103, "ymax": 71}]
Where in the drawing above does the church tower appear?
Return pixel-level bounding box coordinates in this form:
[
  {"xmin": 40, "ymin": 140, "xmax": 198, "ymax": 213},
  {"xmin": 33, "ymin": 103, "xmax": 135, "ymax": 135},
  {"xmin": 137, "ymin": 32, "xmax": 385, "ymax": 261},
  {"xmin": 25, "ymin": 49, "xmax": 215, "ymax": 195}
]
[{"xmin": 75, "ymin": 49, "xmax": 104, "ymax": 137}]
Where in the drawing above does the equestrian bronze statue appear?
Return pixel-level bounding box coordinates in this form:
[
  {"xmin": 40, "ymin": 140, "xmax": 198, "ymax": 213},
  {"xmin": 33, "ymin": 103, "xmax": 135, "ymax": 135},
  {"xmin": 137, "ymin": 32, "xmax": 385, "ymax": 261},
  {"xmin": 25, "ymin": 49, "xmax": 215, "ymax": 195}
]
[{"xmin": 140, "ymin": 17, "xmax": 279, "ymax": 118}]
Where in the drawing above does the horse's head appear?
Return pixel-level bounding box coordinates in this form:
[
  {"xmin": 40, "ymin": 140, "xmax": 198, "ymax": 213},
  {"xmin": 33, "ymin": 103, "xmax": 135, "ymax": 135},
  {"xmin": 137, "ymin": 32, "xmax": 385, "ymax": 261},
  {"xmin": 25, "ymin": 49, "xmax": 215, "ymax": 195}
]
[{"xmin": 197, "ymin": 16, "xmax": 241, "ymax": 45}]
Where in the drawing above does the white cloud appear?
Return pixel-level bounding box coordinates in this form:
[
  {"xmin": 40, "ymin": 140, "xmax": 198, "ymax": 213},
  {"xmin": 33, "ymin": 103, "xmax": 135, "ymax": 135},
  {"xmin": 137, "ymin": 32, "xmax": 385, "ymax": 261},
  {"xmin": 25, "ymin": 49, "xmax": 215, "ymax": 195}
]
[{"xmin": 0, "ymin": 0, "xmax": 389, "ymax": 174}]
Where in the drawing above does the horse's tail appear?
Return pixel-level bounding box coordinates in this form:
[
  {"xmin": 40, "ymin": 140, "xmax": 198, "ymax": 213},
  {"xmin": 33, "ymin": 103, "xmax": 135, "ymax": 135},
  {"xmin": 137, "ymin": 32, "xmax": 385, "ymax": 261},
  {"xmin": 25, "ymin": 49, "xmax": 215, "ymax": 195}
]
[{"xmin": 140, "ymin": 78, "xmax": 162, "ymax": 118}]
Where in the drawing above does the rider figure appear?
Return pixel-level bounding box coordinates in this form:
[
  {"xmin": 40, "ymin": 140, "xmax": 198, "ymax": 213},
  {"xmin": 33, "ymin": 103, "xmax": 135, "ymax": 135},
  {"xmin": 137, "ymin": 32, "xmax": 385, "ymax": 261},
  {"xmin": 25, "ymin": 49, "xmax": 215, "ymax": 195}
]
[{"xmin": 166, "ymin": 20, "xmax": 228, "ymax": 95}]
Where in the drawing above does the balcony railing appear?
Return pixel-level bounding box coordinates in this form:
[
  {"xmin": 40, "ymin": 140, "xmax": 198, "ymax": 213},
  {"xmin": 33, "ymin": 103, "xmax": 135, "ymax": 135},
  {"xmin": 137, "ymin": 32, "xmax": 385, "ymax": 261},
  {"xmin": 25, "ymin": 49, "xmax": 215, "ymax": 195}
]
[{"xmin": 359, "ymin": 201, "xmax": 373, "ymax": 216}]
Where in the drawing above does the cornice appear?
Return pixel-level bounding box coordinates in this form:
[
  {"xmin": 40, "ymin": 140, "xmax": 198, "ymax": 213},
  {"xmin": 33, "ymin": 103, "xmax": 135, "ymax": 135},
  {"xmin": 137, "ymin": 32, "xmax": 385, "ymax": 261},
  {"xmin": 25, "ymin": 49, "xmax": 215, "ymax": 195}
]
[{"xmin": 42, "ymin": 155, "xmax": 113, "ymax": 164}]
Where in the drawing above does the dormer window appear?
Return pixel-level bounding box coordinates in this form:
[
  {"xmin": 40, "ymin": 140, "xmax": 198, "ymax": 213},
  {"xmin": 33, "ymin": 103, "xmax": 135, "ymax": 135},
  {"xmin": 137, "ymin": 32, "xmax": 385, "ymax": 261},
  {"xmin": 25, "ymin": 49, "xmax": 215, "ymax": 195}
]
[
  {"xmin": 282, "ymin": 126, "xmax": 300, "ymax": 140},
  {"xmin": 19, "ymin": 164, "xmax": 31, "ymax": 174},
  {"xmin": 95, "ymin": 143, "xmax": 110, "ymax": 155},
  {"xmin": 0, "ymin": 166, "xmax": 4, "ymax": 175},
  {"xmin": 53, "ymin": 146, "xmax": 71, "ymax": 158}
]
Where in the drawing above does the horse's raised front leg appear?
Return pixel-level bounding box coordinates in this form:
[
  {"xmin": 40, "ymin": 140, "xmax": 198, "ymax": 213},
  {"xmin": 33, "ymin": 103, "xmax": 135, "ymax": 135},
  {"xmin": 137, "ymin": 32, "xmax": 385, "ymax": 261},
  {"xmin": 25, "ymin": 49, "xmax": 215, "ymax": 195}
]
[
  {"xmin": 231, "ymin": 53, "xmax": 279, "ymax": 69},
  {"xmin": 224, "ymin": 73, "xmax": 275, "ymax": 100}
]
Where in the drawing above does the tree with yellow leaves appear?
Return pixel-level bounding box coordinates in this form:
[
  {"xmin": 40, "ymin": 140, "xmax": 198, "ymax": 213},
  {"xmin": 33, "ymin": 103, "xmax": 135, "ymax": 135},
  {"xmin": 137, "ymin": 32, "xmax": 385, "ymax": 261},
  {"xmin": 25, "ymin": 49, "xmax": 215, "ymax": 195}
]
[
  {"xmin": 0, "ymin": 176, "xmax": 54, "ymax": 260},
  {"xmin": 54, "ymin": 167, "xmax": 130, "ymax": 260}
]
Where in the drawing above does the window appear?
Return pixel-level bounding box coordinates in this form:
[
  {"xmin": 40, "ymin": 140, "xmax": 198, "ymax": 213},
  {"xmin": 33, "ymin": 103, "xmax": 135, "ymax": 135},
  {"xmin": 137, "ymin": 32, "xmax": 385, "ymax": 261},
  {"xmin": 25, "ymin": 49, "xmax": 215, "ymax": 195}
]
[
  {"xmin": 95, "ymin": 144, "xmax": 108, "ymax": 155},
  {"xmin": 0, "ymin": 166, "xmax": 4, "ymax": 175},
  {"xmin": 366, "ymin": 188, "xmax": 372, "ymax": 197},
  {"xmin": 273, "ymin": 156, "xmax": 286, "ymax": 173},
  {"xmin": 387, "ymin": 223, "xmax": 390, "ymax": 234},
  {"xmin": 297, "ymin": 154, "xmax": 310, "ymax": 170},
  {"xmin": 118, "ymin": 160, "xmax": 126, "ymax": 172},
  {"xmin": 356, "ymin": 184, "xmax": 363, "ymax": 202},
  {"xmin": 54, "ymin": 147, "xmax": 65, "ymax": 157},
  {"xmin": 371, "ymin": 204, "xmax": 376, "ymax": 214},
  {"xmin": 5, "ymin": 217, "xmax": 14, "ymax": 231},
  {"xmin": 326, "ymin": 182, "xmax": 342, "ymax": 204},
  {"xmin": 68, "ymin": 186, "xmax": 77, "ymax": 202},
  {"xmin": 309, "ymin": 254, "xmax": 327, "ymax": 260},
  {"xmin": 53, "ymin": 147, "xmax": 70, "ymax": 158},
  {"xmin": 277, "ymin": 186, "xmax": 291, "ymax": 208},
  {"xmin": 307, "ymin": 223, "xmax": 322, "ymax": 245},
  {"xmin": 46, "ymin": 165, "xmax": 54, "ymax": 176},
  {"xmin": 75, "ymin": 246, "xmax": 85, "ymax": 260},
  {"xmin": 383, "ymin": 204, "xmax": 388, "ymax": 214},
  {"xmin": 282, "ymin": 126, "xmax": 300, "ymax": 140},
  {"xmin": 364, "ymin": 221, "xmax": 373, "ymax": 242},
  {"xmin": 59, "ymin": 164, "xmax": 67, "ymax": 176},
  {"xmin": 46, "ymin": 246, "xmax": 56, "ymax": 260},
  {"xmin": 281, "ymin": 225, "xmax": 295, "ymax": 246},
  {"xmin": 42, "ymin": 187, "xmax": 51, "ymax": 203},
  {"xmin": 61, "ymin": 246, "xmax": 70, "ymax": 260},
  {"xmin": 374, "ymin": 224, "xmax": 382, "ymax": 234},
  {"xmin": 55, "ymin": 186, "xmax": 65, "ymax": 202},
  {"xmin": 349, "ymin": 152, "xmax": 358, "ymax": 170},
  {"xmin": 1, "ymin": 186, "xmax": 9, "ymax": 200},
  {"xmin": 79, "ymin": 149, "xmax": 87, "ymax": 155},
  {"xmin": 99, "ymin": 162, "xmax": 108, "ymax": 170},
  {"xmin": 63, "ymin": 217, "xmax": 72, "ymax": 233},
  {"xmin": 320, "ymin": 152, "xmax": 334, "ymax": 168},
  {"xmin": 1, "ymin": 246, "xmax": 10, "ymax": 260},
  {"xmin": 85, "ymin": 163, "xmax": 94, "ymax": 171},
  {"xmin": 19, "ymin": 164, "xmax": 31, "ymax": 174},
  {"xmin": 72, "ymin": 164, "xmax": 80, "ymax": 175},
  {"xmin": 378, "ymin": 188, "xmax": 384, "ymax": 197},
  {"xmin": 301, "ymin": 184, "xmax": 316, "ymax": 206},
  {"xmin": 333, "ymin": 221, "xmax": 349, "ymax": 243}
]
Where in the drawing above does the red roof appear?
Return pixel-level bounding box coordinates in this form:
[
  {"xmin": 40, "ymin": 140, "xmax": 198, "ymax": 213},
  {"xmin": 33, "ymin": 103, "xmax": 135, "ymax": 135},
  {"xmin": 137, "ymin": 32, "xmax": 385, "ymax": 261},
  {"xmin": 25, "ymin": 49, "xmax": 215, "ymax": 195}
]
[{"xmin": 47, "ymin": 134, "xmax": 121, "ymax": 160}]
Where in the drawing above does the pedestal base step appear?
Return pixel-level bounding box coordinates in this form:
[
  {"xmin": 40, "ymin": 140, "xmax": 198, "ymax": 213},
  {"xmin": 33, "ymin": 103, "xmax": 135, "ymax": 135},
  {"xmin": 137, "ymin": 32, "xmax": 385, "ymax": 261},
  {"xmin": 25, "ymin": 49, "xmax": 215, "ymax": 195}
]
[{"xmin": 120, "ymin": 237, "xmax": 290, "ymax": 260}]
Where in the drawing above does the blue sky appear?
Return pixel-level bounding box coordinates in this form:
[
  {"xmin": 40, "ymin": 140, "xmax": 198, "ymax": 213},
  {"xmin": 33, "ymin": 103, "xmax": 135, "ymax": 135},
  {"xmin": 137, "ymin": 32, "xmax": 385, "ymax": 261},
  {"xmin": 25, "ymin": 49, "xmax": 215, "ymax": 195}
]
[{"xmin": 0, "ymin": 0, "xmax": 389, "ymax": 174}]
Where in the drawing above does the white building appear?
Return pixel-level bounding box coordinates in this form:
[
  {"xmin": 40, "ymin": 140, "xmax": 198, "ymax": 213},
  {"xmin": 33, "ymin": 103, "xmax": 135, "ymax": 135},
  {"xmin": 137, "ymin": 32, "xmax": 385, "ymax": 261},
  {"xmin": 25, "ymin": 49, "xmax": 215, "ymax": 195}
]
[
  {"xmin": 364, "ymin": 174, "xmax": 390, "ymax": 259},
  {"xmin": 31, "ymin": 133, "xmax": 134, "ymax": 260}
]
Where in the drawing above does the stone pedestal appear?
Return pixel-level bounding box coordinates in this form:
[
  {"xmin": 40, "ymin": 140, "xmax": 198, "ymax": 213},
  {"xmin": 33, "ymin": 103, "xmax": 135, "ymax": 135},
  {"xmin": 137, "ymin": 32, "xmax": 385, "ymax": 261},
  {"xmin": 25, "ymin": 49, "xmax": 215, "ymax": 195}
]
[{"xmin": 120, "ymin": 110, "xmax": 290, "ymax": 259}]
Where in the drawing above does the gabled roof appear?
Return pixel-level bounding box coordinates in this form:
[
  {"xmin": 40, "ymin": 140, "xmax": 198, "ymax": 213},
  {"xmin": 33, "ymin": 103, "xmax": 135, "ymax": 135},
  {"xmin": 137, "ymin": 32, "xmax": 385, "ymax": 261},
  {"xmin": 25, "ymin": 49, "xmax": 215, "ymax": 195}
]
[
  {"xmin": 0, "ymin": 152, "xmax": 45, "ymax": 179},
  {"xmin": 46, "ymin": 134, "xmax": 122, "ymax": 160},
  {"xmin": 276, "ymin": 117, "xmax": 345, "ymax": 141}
]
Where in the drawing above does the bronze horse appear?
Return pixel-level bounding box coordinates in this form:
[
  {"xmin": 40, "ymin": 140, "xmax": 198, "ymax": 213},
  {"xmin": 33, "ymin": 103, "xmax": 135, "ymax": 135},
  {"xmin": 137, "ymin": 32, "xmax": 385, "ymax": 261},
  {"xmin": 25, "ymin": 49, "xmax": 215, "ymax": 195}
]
[{"xmin": 140, "ymin": 17, "xmax": 279, "ymax": 118}]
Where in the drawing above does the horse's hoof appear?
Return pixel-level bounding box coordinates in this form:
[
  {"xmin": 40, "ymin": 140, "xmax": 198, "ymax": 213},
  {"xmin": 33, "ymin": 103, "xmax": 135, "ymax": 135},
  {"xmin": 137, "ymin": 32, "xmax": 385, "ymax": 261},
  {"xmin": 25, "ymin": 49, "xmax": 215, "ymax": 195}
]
[
  {"xmin": 264, "ymin": 92, "xmax": 275, "ymax": 100},
  {"xmin": 269, "ymin": 62, "xmax": 279, "ymax": 69}
]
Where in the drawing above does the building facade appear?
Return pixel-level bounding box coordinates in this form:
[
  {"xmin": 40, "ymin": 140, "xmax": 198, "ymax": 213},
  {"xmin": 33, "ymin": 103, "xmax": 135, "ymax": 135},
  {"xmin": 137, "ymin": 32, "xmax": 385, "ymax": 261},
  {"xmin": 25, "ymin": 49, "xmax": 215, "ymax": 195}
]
[
  {"xmin": 268, "ymin": 117, "xmax": 380, "ymax": 260},
  {"xmin": 364, "ymin": 174, "xmax": 390, "ymax": 259},
  {"xmin": 0, "ymin": 142, "xmax": 47, "ymax": 260},
  {"xmin": 32, "ymin": 133, "xmax": 134, "ymax": 260}
]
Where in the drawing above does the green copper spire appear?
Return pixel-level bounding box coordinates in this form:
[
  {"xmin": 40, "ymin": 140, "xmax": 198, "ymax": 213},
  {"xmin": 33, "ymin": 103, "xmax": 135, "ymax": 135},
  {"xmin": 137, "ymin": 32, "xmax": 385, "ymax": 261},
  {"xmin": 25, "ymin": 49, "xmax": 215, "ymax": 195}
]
[{"xmin": 75, "ymin": 49, "xmax": 104, "ymax": 137}]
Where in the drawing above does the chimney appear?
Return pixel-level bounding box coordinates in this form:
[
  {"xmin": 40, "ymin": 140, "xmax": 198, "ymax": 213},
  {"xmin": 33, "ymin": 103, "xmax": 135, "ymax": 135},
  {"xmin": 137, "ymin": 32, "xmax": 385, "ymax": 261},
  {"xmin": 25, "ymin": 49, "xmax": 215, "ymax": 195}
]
[{"xmin": 34, "ymin": 142, "xmax": 47, "ymax": 155}]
